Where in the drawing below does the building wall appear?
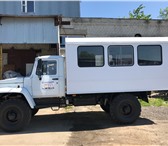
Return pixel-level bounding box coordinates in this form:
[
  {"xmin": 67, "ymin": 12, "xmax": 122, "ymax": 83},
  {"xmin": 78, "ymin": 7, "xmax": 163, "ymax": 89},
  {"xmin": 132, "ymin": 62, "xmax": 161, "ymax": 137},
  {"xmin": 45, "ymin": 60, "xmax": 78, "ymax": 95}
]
[
  {"xmin": 59, "ymin": 17, "xmax": 168, "ymax": 56},
  {"xmin": 61, "ymin": 18, "xmax": 168, "ymax": 37},
  {"xmin": 35, "ymin": 1, "xmax": 80, "ymax": 17},
  {"xmin": 0, "ymin": 17, "xmax": 58, "ymax": 44},
  {"xmin": 0, "ymin": 1, "xmax": 20, "ymax": 14},
  {"xmin": 6, "ymin": 49, "xmax": 36, "ymax": 76},
  {"xmin": 0, "ymin": 1, "xmax": 80, "ymax": 17},
  {"xmin": 2, "ymin": 44, "xmax": 57, "ymax": 76}
]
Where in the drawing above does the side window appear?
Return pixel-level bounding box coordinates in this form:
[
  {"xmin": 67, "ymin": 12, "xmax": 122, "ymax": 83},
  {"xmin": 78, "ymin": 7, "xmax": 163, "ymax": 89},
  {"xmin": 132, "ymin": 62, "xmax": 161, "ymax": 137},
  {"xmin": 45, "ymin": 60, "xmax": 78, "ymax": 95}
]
[
  {"xmin": 36, "ymin": 60, "xmax": 57, "ymax": 75},
  {"xmin": 78, "ymin": 46, "xmax": 104, "ymax": 67},
  {"xmin": 138, "ymin": 45, "xmax": 162, "ymax": 66},
  {"xmin": 42, "ymin": 61, "xmax": 57, "ymax": 75},
  {"xmin": 108, "ymin": 45, "xmax": 134, "ymax": 66}
]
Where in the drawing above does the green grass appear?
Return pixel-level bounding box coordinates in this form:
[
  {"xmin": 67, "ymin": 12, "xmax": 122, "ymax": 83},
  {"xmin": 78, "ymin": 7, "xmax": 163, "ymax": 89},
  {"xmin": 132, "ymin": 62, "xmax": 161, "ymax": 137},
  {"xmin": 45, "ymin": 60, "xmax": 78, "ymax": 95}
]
[
  {"xmin": 139, "ymin": 98, "xmax": 168, "ymax": 107},
  {"xmin": 64, "ymin": 106, "xmax": 73, "ymax": 111}
]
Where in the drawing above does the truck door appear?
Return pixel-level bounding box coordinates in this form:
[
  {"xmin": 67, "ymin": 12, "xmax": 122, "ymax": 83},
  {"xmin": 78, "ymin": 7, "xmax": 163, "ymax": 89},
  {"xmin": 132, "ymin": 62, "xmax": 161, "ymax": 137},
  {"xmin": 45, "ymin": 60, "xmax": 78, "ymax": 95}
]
[{"xmin": 32, "ymin": 59, "xmax": 59, "ymax": 98}]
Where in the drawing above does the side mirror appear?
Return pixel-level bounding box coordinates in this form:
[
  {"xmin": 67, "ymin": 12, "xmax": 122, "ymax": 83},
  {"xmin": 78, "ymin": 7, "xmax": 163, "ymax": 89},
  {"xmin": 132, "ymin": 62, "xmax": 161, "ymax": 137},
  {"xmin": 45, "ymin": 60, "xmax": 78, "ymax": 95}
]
[{"xmin": 36, "ymin": 59, "xmax": 43, "ymax": 80}]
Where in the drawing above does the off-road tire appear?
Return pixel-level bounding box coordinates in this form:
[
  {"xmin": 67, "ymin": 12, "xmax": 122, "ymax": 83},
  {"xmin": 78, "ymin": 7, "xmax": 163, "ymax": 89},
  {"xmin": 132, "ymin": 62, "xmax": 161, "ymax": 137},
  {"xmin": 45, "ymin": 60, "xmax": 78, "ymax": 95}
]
[
  {"xmin": 0, "ymin": 99, "xmax": 32, "ymax": 132},
  {"xmin": 32, "ymin": 108, "xmax": 39, "ymax": 116},
  {"xmin": 110, "ymin": 94, "xmax": 141, "ymax": 124}
]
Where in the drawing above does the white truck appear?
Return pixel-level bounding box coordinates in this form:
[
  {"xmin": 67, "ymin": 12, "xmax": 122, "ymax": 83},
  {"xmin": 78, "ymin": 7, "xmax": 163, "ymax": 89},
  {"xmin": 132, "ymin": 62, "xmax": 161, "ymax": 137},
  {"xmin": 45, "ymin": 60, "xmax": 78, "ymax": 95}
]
[{"xmin": 0, "ymin": 37, "xmax": 167, "ymax": 132}]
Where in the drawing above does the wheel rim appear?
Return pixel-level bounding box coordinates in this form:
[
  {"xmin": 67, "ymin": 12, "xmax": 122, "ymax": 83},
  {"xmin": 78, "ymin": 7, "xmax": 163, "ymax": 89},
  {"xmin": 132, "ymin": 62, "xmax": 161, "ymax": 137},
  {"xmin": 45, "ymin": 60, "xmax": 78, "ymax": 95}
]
[
  {"xmin": 6, "ymin": 110, "xmax": 18, "ymax": 122},
  {"xmin": 120, "ymin": 103, "xmax": 132, "ymax": 116},
  {"xmin": 5, "ymin": 108, "xmax": 21, "ymax": 124}
]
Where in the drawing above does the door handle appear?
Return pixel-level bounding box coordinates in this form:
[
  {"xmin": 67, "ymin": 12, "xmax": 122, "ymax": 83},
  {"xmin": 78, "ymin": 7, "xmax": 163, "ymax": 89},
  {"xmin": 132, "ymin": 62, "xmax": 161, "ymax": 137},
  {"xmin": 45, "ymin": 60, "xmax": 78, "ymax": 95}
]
[{"xmin": 52, "ymin": 78, "xmax": 58, "ymax": 80}]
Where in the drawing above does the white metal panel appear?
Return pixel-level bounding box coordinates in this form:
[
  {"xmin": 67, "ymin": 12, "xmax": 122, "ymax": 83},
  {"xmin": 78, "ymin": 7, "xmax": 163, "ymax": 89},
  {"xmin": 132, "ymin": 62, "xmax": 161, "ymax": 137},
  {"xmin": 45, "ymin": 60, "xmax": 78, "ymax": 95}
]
[
  {"xmin": 65, "ymin": 37, "xmax": 168, "ymax": 94},
  {"xmin": 0, "ymin": 17, "xmax": 58, "ymax": 44}
]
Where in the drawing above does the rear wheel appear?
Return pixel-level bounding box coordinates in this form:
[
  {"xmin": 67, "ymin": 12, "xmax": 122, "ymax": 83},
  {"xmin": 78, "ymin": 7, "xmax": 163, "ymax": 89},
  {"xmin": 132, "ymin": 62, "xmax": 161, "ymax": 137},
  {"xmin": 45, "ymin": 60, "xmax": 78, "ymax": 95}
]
[
  {"xmin": 110, "ymin": 94, "xmax": 141, "ymax": 124},
  {"xmin": 0, "ymin": 99, "xmax": 32, "ymax": 132}
]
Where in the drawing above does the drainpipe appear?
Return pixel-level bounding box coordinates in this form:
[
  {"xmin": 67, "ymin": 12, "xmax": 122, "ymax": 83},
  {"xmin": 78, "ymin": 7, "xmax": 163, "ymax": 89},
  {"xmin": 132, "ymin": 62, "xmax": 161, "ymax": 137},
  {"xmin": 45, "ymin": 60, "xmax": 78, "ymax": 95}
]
[
  {"xmin": 54, "ymin": 16, "xmax": 70, "ymax": 55},
  {"xmin": 0, "ymin": 44, "xmax": 2, "ymax": 79}
]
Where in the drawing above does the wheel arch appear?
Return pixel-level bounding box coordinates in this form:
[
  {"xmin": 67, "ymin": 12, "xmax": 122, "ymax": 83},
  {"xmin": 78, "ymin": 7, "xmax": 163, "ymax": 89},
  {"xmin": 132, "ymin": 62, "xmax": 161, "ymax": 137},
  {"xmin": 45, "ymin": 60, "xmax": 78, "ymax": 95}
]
[{"xmin": 0, "ymin": 87, "xmax": 35, "ymax": 109}]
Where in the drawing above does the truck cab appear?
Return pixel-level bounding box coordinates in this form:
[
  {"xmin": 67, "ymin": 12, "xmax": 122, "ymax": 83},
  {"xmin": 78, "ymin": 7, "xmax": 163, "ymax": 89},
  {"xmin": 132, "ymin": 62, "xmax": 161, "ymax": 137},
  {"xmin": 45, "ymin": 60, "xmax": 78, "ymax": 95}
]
[{"xmin": 26, "ymin": 55, "xmax": 65, "ymax": 99}]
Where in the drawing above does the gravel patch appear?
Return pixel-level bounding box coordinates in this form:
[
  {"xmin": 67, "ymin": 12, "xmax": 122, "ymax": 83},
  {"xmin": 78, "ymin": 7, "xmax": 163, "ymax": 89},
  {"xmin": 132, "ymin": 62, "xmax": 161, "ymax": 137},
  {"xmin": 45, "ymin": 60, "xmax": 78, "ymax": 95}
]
[{"xmin": 141, "ymin": 106, "xmax": 168, "ymax": 120}]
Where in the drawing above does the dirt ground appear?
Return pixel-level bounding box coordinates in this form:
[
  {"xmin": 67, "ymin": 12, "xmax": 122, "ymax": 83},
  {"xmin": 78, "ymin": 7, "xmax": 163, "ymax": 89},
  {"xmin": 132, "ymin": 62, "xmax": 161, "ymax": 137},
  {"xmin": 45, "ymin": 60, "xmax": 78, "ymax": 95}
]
[{"xmin": 0, "ymin": 105, "xmax": 168, "ymax": 146}]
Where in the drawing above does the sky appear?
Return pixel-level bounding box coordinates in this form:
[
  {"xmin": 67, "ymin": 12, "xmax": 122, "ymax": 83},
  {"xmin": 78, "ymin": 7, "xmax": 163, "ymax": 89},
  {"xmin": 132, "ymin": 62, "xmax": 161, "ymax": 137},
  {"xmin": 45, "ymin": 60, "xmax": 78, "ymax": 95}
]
[{"xmin": 80, "ymin": 1, "xmax": 168, "ymax": 19}]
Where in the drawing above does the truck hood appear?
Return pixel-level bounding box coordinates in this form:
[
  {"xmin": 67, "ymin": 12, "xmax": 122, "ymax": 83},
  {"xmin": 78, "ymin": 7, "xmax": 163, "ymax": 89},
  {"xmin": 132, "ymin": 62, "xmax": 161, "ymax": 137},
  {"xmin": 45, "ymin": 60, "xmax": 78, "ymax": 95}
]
[{"xmin": 0, "ymin": 77, "xmax": 24, "ymax": 88}]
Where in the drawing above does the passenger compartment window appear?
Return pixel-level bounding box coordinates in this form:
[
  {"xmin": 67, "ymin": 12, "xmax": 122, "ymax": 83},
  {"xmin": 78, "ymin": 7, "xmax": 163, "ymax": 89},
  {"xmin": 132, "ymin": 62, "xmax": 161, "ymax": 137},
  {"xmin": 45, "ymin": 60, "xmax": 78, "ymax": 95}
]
[
  {"xmin": 138, "ymin": 45, "xmax": 162, "ymax": 66},
  {"xmin": 108, "ymin": 45, "xmax": 134, "ymax": 66},
  {"xmin": 78, "ymin": 46, "xmax": 104, "ymax": 67}
]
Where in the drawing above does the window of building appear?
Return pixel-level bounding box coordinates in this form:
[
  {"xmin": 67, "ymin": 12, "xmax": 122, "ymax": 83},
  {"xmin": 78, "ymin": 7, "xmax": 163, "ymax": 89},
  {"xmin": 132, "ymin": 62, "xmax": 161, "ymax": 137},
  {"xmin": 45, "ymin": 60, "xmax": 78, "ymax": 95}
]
[
  {"xmin": 22, "ymin": 0, "xmax": 26, "ymax": 12},
  {"xmin": 108, "ymin": 45, "xmax": 134, "ymax": 67},
  {"xmin": 21, "ymin": 0, "xmax": 35, "ymax": 13},
  {"xmin": 78, "ymin": 46, "xmax": 104, "ymax": 67},
  {"xmin": 138, "ymin": 45, "xmax": 162, "ymax": 66},
  {"xmin": 60, "ymin": 36, "xmax": 66, "ymax": 48}
]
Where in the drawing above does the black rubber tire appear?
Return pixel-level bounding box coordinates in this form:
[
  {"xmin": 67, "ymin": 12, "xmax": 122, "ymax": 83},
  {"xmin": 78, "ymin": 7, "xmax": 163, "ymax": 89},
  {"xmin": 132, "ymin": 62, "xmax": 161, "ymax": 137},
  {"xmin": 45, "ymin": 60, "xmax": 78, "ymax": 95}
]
[
  {"xmin": 100, "ymin": 102, "xmax": 110, "ymax": 113},
  {"xmin": 32, "ymin": 108, "xmax": 39, "ymax": 116},
  {"xmin": 110, "ymin": 94, "xmax": 141, "ymax": 124},
  {"xmin": 0, "ymin": 99, "xmax": 32, "ymax": 132}
]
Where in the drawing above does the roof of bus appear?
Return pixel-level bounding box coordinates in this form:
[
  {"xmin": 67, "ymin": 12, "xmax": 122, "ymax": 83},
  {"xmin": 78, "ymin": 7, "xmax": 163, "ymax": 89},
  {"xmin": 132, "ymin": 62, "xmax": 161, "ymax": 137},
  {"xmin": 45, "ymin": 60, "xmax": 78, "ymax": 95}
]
[{"xmin": 66, "ymin": 37, "xmax": 168, "ymax": 44}]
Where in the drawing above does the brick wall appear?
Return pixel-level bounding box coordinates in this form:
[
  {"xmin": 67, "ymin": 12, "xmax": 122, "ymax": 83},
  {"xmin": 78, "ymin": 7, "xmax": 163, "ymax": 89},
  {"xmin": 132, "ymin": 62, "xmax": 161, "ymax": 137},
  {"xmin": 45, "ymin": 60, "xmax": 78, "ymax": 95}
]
[{"xmin": 61, "ymin": 18, "xmax": 168, "ymax": 37}]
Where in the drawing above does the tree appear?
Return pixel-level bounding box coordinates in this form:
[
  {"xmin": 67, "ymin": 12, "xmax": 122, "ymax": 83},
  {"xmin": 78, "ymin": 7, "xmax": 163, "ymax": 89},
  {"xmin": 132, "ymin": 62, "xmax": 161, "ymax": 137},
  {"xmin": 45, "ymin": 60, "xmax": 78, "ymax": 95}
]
[
  {"xmin": 159, "ymin": 7, "xmax": 168, "ymax": 19},
  {"xmin": 129, "ymin": 4, "xmax": 151, "ymax": 20}
]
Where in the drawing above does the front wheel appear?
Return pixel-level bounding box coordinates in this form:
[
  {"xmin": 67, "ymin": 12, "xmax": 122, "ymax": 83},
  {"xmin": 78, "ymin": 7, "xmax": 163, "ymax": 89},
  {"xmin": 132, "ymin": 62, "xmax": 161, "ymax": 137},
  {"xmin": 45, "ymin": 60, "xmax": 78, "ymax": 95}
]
[
  {"xmin": 0, "ymin": 99, "xmax": 32, "ymax": 132},
  {"xmin": 110, "ymin": 94, "xmax": 141, "ymax": 124},
  {"xmin": 32, "ymin": 108, "xmax": 39, "ymax": 116}
]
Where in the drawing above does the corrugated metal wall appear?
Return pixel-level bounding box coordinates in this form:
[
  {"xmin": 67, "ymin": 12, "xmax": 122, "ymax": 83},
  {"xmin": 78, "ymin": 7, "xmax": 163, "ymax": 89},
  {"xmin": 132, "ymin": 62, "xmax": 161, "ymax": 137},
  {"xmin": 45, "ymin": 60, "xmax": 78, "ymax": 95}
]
[
  {"xmin": 0, "ymin": 17, "xmax": 58, "ymax": 44},
  {"xmin": 0, "ymin": 1, "xmax": 21, "ymax": 15},
  {"xmin": 35, "ymin": 1, "xmax": 80, "ymax": 16},
  {"xmin": 0, "ymin": 1, "xmax": 80, "ymax": 17}
]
